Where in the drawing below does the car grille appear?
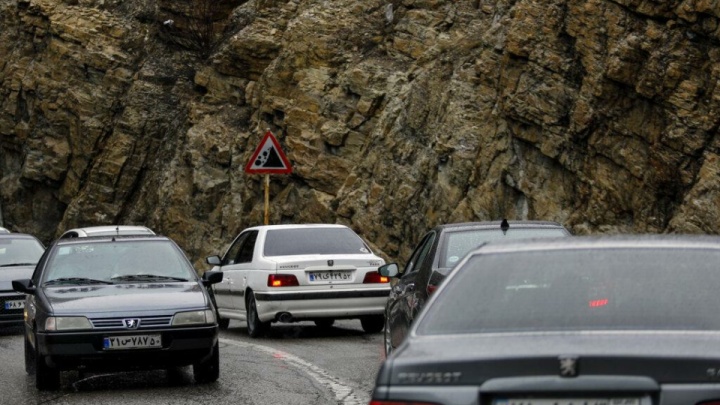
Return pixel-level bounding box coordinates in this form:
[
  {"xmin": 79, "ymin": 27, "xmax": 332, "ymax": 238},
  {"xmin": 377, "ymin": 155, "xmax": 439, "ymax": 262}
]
[{"xmin": 89, "ymin": 315, "xmax": 173, "ymax": 329}]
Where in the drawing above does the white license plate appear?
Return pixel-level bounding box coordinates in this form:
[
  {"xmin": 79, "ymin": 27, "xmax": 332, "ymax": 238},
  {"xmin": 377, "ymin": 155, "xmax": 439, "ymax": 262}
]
[
  {"xmin": 308, "ymin": 271, "xmax": 352, "ymax": 282},
  {"xmin": 4, "ymin": 300, "xmax": 24, "ymax": 310},
  {"xmin": 494, "ymin": 399, "xmax": 641, "ymax": 405},
  {"xmin": 103, "ymin": 334, "xmax": 162, "ymax": 350}
]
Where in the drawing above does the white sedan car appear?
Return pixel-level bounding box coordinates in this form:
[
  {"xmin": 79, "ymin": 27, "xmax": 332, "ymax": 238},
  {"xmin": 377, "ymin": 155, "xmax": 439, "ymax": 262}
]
[{"xmin": 206, "ymin": 224, "xmax": 389, "ymax": 337}]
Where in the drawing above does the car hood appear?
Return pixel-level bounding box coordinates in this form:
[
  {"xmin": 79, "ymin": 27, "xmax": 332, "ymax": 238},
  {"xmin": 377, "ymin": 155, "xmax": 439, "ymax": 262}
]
[
  {"xmin": 0, "ymin": 265, "xmax": 35, "ymax": 291},
  {"xmin": 42, "ymin": 282, "xmax": 208, "ymax": 315}
]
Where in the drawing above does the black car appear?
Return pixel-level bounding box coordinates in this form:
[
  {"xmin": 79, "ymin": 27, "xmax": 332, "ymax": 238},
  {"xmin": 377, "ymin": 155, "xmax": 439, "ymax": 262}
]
[
  {"xmin": 0, "ymin": 233, "xmax": 45, "ymax": 327},
  {"xmin": 12, "ymin": 234, "xmax": 223, "ymax": 390},
  {"xmin": 379, "ymin": 220, "xmax": 570, "ymax": 355},
  {"xmin": 371, "ymin": 235, "xmax": 720, "ymax": 405}
]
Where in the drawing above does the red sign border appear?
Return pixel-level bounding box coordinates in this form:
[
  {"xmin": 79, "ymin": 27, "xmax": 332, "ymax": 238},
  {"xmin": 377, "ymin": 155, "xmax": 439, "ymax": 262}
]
[{"xmin": 244, "ymin": 131, "xmax": 293, "ymax": 174}]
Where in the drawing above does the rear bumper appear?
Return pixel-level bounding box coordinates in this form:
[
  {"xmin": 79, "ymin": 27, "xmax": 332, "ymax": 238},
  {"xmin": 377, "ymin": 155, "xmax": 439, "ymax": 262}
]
[
  {"xmin": 254, "ymin": 287, "xmax": 390, "ymax": 322},
  {"xmin": 35, "ymin": 325, "xmax": 218, "ymax": 371}
]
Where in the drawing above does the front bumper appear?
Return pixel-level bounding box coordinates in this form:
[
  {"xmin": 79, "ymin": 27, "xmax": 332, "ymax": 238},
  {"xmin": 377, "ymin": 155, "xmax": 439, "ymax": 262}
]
[
  {"xmin": 0, "ymin": 292, "xmax": 25, "ymax": 326},
  {"xmin": 254, "ymin": 287, "xmax": 390, "ymax": 322},
  {"xmin": 35, "ymin": 325, "xmax": 218, "ymax": 371}
]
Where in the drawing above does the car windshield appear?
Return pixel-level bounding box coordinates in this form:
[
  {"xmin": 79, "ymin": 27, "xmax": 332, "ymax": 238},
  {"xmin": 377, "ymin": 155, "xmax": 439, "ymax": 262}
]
[
  {"xmin": 417, "ymin": 248, "xmax": 720, "ymax": 335},
  {"xmin": 264, "ymin": 228, "xmax": 371, "ymax": 256},
  {"xmin": 43, "ymin": 240, "xmax": 195, "ymax": 285},
  {"xmin": 440, "ymin": 228, "xmax": 568, "ymax": 268},
  {"xmin": 0, "ymin": 237, "xmax": 45, "ymax": 267}
]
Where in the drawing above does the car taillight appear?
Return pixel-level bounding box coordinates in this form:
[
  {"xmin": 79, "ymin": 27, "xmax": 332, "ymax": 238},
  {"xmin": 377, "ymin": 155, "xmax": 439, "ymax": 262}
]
[
  {"xmin": 368, "ymin": 401, "xmax": 441, "ymax": 405},
  {"xmin": 267, "ymin": 274, "xmax": 299, "ymax": 287},
  {"xmin": 363, "ymin": 271, "xmax": 389, "ymax": 284},
  {"xmin": 427, "ymin": 284, "xmax": 438, "ymax": 295}
]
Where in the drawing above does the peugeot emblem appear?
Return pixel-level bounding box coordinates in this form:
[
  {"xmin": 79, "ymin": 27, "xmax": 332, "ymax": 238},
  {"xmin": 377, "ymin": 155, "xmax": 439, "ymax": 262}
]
[
  {"xmin": 559, "ymin": 356, "xmax": 578, "ymax": 377},
  {"xmin": 123, "ymin": 319, "xmax": 140, "ymax": 329},
  {"xmin": 328, "ymin": 260, "xmax": 334, "ymax": 267}
]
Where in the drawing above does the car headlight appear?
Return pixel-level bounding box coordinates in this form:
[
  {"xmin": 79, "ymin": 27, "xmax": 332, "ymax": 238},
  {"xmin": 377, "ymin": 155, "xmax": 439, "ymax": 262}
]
[
  {"xmin": 45, "ymin": 316, "xmax": 92, "ymax": 331},
  {"xmin": 172, "ymin": 310, "xmax": 215, "ymax": 326}
]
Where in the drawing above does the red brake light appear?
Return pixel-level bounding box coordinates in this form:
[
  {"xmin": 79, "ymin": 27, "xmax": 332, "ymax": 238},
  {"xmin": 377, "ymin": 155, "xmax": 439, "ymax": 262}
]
[
  {"xmin": 363, "ymin": 271, "xmax": 389, "ymax": 284},
  {"xmin": 589, "ymin": 298, "xmax": 609, "ymax": 307},
  {"xmin": 427, "ymin": 284, "xmax": 438, "ymax": 296},
  {"xmin": 267, "ymin": 274, "xmax": 299, "ymax": 287}
]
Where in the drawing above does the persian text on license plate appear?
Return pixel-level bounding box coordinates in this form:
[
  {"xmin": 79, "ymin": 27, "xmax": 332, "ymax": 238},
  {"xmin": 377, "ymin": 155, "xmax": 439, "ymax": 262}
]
[
  {"xmin": 103, "ymin": 334, "xmax": 162, "ymax": 350},
  {"xmin": 4, "ymin": 300, "xmax": 24, "ymax": 310},
  {"xmin": 494, "ymin": 399, "xmax": 641, "ymax": 405},
  {"xmin": 308, "ymin": 271, "xmax": 352, "ymax": 282}
]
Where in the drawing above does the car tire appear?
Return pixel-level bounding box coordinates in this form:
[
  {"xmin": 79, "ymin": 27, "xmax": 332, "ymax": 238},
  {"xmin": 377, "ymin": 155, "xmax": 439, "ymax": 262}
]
[
  {"xmin": 35, "ymin": 344, "xmax": 60, "ymax": 391},
  {"xmin": 217, "ymin": 317, "xmax": 230, "ymax": 330},
  {"xmin": 361, "ymin": 315, "xmax": 385, "ymax": 334},
  {"xmin": 246, "ymin": 293, "xmax": 269, "ymax": 338},
  {"xmin": 314, "ymin": 319, "xmax": 335, "ymax": 328},
  {"xmin": 383, "ymin": 316, "xmax": 393, "ymax": 356},
  {"xmin": 193, "ymin": 341, "xmax": 220, "ymax": 384},
  {"xmin": 24, "ymin": 334, "xmax": 36, "ymax": 375}
]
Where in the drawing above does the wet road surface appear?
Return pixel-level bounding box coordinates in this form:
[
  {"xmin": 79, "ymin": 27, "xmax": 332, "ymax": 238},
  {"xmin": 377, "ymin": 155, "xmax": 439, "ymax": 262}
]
[{"xmin": 0, "ymin": 320, "xmax": 385, "ymax": 404}]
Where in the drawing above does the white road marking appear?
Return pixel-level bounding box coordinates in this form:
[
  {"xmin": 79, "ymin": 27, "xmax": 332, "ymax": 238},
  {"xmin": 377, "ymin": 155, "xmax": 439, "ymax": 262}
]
[{"xmin": 220, "ymin": 338, "xmax": 368, "ymax": 405}]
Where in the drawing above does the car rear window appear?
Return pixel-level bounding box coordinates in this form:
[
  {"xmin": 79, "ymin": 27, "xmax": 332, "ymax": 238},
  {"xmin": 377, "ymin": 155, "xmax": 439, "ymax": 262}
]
[
  {"xmin": 417, "ymin": 248, "xmax": 720, "ymax": 335},
  {"xmin": 264, "ymin": 228, "xmax": 371, "ymax": 256},
  {"xmin": 440, "ymin": 228, "xmax": 568, "ymax": 268}
]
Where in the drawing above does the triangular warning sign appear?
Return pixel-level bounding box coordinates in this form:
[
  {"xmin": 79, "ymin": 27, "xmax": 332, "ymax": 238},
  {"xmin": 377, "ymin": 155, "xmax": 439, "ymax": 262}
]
[{"xmin": 245, "ymin": 131, "xmax": 293, "ymax": 174}]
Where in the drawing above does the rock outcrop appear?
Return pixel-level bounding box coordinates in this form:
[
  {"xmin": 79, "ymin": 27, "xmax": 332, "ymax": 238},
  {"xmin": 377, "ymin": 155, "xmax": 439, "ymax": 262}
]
[{"xmin": 1, "ymin": 0, "xmax": 719, "ymax": 266}]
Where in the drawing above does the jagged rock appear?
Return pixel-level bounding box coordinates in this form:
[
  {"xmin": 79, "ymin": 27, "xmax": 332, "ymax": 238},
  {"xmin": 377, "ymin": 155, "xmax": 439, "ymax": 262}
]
[{"xmin": 1, "ymin": 0, "xmax": 720, "ymax": 268}]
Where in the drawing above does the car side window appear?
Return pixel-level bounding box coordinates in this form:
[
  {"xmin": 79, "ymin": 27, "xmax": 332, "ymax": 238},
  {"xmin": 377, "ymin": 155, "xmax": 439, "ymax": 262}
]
[
  {"xmin": 223, "ymin": 232, "xmax": 249, "ymax": 265},
  {"xmin": 404, "ymin": 232, "xmax": 436, "ymax": 274},
  {"xmin": 235, "ymin": 231, "xmax": 258, "ymax": 264}
]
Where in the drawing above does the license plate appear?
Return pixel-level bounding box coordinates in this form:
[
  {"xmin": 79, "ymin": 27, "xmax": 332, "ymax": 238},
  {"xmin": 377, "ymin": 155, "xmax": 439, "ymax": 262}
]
[
  {"xmin": 308, "ymin": 270, "xmax": 352, "ymax": 282},
  {"xmin": 4, "ymin": 300, "xmax": 24, "ymax": 310},
  {"xmin": 103, "ymin": 334, "xmax": 162, "ymax": 350},
  {"xmin": 494, "ymin": 399, "xmax": 641, "ymax": 405}
]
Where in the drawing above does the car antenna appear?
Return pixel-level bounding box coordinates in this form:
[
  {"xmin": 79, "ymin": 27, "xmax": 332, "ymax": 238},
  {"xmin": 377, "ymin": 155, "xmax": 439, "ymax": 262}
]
[{"xmin": 500, "ymin": 218, "xmax": 509, "ymax": 234}]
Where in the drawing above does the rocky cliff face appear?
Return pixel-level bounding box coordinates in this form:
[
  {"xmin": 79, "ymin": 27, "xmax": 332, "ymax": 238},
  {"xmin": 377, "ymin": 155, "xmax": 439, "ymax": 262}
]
[{"xmin": 1, "ymin": 0, "xmax": 719, "ymax": 266}]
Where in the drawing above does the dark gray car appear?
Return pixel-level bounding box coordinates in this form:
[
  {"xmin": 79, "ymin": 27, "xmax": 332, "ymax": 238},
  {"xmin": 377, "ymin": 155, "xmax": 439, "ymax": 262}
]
[
  {"xmin": 371, "ymin": 235, "xmax": 720, "ymax": 405},
  {"xmin": 0, "ymin": 233, "xmax": 45, "ymax": 327},
  {"xmin": 378, "ymin": 220, "xmax": 570, "ymax": 355}
]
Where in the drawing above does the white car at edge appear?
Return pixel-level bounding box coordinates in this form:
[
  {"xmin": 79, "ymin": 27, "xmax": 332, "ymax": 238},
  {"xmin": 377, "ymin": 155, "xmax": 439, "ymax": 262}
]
[{"xmin": 206, "ymin": 224, "xmax": 389, "ymax": 337}]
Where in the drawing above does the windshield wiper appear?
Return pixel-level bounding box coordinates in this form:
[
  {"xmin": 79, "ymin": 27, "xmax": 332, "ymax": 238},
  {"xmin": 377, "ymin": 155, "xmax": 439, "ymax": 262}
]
[
  {"xmin": 0, "ymin": 263, "xmax": 37, "ymax": 267},
  {"xmin": 44, "ymin": 277, "xmax": 114, "ymax": 286},
  {"xmin": 110, "ymin": 274, "xmax": 189, "ymax": 282}
]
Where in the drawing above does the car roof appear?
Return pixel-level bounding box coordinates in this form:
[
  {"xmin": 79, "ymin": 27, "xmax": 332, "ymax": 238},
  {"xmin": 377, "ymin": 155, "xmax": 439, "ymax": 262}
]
[
  {"xmin": 243, "ymin": 224, "xmax": 351, "ymax": 231},
  {"xmin": 468, "ymin": 233, "xmax": 720, "ymax": 256},
  {"xmin": 0, "ymin": 227, "xmax": 9, "ymax": 233},
  {"xmin": 59, "ymin": 225, "xmax": 156, "ymax": 238},
  {"xmin": 435, "ymin": 220, "xmax": 569, "ymax": 232},
  {"xmin": 0, "ymin": 233, "xmax": 42, "ymax": 240},
  {"xmin": 56, "ymin": 233, "xmax": 168, "ymax": 243}
]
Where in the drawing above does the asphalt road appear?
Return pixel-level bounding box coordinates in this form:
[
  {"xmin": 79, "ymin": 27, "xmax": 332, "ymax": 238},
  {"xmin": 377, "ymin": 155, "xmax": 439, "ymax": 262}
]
[{"xmin": 0, "ymin": 320, "xmax": 385, "ymax": 405}]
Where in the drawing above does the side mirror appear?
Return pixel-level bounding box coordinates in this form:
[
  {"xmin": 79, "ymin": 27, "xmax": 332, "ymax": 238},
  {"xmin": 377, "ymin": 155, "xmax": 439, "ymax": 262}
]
[
  {"xmin": 13, "ymin": 279, "xmax": 36, "ymax": 295},
  {"xmin": 202, "ymin": 271, "xmax": 223, "ymax": 286},
  {"xmin": 206, "ymin": 255, "xmax": 221, "ymax": 266},
  {"xmin": 378, "ymin": 263, "xmax": 399, "ymax": 278}
]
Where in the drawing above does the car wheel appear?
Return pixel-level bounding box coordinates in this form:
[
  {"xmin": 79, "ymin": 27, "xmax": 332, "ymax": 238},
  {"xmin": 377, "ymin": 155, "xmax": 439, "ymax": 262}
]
[
  {"xmin": 314, "ymin": 319, "xmax": 335, "ymax": 328},
  {"xmin": 193, "ymin": 341, "xmax": 220, "ymax": 384},
  {"xmin": 361, "ymin": 315, "xmax": 385, "ymax": 334},
  {"xmin": 246, "ymin": 294, "xmax": 269, "ymax": 338},
  {"xmin": 383, "ymin": 316, "xmax": 393, "ymax": 356},
  {"xmin": 24, "ymin": 334, "xmax": 36, "ymax": 375},
  {"xmin": 217, "ymin": 316, "xmax": 230, "ymax": 330},
  {"xmin": 35, "ymin": 343, "xmax": 60, "ymax": 391}
]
